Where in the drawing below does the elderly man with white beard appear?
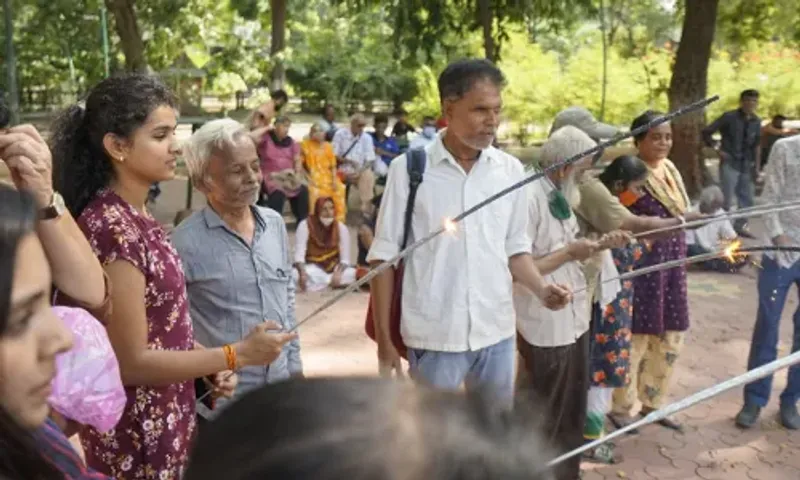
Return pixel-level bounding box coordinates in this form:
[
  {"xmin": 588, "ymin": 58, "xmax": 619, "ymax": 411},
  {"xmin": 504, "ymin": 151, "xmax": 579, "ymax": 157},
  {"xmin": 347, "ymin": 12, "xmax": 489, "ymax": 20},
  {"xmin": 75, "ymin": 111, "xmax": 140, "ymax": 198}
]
[
  {"xmin": 514, "ymin": 125, "xmax": 629, "ymax": 480},
  {"xmin": 173, "ymin": 119, "xmax": 303, "ymax": 412}
]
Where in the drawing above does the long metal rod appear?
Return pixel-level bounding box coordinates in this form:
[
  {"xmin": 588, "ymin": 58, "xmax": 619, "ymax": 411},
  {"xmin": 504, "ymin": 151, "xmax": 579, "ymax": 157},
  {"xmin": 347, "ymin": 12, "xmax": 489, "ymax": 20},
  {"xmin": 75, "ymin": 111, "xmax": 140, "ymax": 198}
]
[
  {"xmin": 573, "ymin": 245, "xmax": 800, "ymax": 295},
  {"xmin": 635, "ymin": 202, "xmax": 800, "ymax": 238},
  {"xmin": 548, "ymin": 349, "xmax": 800, "ymax": 468}
]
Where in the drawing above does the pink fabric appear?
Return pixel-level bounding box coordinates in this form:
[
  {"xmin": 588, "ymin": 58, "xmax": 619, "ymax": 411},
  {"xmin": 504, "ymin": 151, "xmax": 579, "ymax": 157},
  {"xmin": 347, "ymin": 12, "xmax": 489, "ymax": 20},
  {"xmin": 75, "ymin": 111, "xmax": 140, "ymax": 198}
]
[
  {"xmin": 259, "ymin": 133, "xmax": 301, "ymax": 196},
  {"xmin": 49, "ymin": 306, "xmax": 125, "ymax": 433}
]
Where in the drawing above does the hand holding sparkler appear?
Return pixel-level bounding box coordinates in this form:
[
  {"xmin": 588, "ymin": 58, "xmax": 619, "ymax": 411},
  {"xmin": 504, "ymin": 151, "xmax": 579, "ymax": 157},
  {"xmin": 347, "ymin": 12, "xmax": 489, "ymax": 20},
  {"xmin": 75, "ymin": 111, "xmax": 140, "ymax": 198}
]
[{"xmin": 597, "ymin": 230, "xmax": 634, "ymax": 250}]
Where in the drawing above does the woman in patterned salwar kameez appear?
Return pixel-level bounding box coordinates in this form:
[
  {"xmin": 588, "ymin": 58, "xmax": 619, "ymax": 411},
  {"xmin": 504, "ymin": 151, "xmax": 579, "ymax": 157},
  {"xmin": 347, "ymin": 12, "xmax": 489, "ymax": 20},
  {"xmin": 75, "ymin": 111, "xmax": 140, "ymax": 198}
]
[{"xmin": 608, "ymin": 111, "xmax": 692, "ymax": 433}]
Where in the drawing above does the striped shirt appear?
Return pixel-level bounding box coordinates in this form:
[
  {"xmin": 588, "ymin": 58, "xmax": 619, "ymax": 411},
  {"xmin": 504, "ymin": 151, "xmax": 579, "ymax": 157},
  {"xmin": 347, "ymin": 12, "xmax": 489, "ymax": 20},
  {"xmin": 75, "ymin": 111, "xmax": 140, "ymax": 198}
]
[{"xmin": 33, "ymin": 419, "xmax": 110, "ymax": 479}]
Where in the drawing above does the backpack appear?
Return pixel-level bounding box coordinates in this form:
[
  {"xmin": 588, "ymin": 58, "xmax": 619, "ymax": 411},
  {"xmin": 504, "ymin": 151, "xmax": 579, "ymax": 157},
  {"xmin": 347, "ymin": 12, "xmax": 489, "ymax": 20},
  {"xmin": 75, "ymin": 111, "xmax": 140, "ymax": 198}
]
[{"xmin": 363, "ymin": 148, "xmax": 427, "ymax": 358}]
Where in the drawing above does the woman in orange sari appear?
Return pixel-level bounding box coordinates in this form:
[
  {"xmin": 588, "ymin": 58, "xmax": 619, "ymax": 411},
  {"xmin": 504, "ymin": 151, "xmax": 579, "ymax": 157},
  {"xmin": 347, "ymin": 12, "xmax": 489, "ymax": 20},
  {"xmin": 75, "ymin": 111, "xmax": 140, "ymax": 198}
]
[
  {"xmin": 293, "ymin": 197, "xmax": 356, "ymax": 292},
  {"xmin": 301, "ymin": 123, "xmax": 347, "ymax": 222}
]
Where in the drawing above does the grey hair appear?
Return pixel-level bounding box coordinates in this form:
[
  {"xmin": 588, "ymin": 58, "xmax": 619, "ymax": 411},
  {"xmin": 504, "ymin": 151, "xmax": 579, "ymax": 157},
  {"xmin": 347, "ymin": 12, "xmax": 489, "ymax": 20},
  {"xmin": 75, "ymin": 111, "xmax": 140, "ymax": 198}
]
[
  {"xmin": 538, "ymin": 125, "xmax": 596, "ymax": 169},
  {"xmin": 699, "ymin": 185, "xmax": 724, "ymax": 210},
  {"xmin": 182, "ymin": 118, "xmax": 250, "ymax": 188},
  {"xmin": 274, "ymin": 115, "xmax": 291, "ymax": 126}
]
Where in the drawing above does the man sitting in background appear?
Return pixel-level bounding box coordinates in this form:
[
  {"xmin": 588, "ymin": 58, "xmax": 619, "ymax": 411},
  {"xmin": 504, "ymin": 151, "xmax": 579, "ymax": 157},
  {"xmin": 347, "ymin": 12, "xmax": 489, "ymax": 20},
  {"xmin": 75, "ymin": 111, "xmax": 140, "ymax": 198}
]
[
  {"xmin": 686, "ymin": 185, "xmax": 746, "ymax": 273},
  {"xmin": 409, "ymin": 116, "xmax": 438, "ymax": 150},
  {"xmin": 333, "ymin": 113, "xmax": 377, "ymax": 216}
]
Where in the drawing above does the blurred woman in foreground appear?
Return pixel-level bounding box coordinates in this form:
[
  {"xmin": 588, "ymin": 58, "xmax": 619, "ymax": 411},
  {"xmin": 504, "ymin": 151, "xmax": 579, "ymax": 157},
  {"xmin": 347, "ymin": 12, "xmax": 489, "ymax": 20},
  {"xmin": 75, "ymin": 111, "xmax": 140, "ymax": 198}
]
[{"xmin": 185, "ymin": 377, "xmax": 556, "ymax": 480}]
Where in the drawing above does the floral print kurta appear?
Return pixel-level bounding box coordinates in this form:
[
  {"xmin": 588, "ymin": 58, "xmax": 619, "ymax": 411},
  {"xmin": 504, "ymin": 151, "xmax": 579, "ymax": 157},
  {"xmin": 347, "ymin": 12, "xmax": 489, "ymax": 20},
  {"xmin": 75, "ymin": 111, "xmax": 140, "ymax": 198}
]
[
  {"xmin": 590, "ymin": 242, "xmax": 647, "ymax": 388},
  {"xmin": 76, "ymin": 188, "xmax": 196, "ymax": 479}
]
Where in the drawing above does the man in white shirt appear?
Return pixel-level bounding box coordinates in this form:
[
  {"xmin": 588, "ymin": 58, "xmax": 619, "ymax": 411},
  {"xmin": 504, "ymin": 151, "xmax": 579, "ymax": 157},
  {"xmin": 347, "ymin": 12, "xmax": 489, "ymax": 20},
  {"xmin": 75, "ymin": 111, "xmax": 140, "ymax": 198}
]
[
  {"xmin": 368, "ymin": 59, "xmax": 571, "ymax": 404},
  {"xmin": 737, "ymin": 134, "xmax": 800, "ymax": 430},
  {"xmin": 515, "ymin": 126, "xmax": 618, "ymax": 480},
  {"xmin": 332, "ymin": 113, "xmax": 377, "ymax": 216}
]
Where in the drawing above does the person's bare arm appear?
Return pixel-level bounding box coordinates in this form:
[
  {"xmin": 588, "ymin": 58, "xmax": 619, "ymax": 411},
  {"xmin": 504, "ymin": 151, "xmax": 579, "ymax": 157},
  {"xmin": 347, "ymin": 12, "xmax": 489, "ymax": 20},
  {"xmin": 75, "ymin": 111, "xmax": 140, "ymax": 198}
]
[
  {"xmin": 104, "ymin": 260, "xmax": 294, "ymax": 386},
  {"xmin": 358, "ymin": 225, "xmax": 374, "ymax": 251},
  {"xmin": 0, "ymin": 125, "xmax": 105, "ymax": 306},
  {"xmin": 38, "ymin": 213, "xmax": 105, "ymax": 306}
]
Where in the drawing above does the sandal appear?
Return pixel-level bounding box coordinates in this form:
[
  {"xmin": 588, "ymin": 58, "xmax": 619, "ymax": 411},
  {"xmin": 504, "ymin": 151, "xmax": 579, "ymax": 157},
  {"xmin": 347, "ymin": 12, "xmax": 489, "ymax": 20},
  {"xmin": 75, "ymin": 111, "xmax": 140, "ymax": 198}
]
[
  {"xmin": 607, "ymin": 413, "xmax": 639, "ymax": 435},
  {"xmin": 640, "ymin": 409, "xmax": 684, "ymax": 433},
  {"xmin": 582, "ymin": 442, "xmax": 623, "ymax": 464}
]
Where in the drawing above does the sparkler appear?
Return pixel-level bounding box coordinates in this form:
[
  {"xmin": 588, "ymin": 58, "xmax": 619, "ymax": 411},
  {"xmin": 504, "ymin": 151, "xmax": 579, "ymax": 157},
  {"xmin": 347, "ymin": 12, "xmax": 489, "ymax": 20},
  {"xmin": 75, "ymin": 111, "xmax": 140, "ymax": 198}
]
[
  {"xmin": 547, "ymin": 348, "xmax": 800, "ymax": 468},
  {"xmin": 195, "ymin": 96, "xmax": 719, "ymax": 407},
  {"xmin": 635, "ymin": 201, "xmax": 800, "ymax": 238},
  {"xmin": 572, "ymin": 245, "xmax": 800, "ymax": 296}
]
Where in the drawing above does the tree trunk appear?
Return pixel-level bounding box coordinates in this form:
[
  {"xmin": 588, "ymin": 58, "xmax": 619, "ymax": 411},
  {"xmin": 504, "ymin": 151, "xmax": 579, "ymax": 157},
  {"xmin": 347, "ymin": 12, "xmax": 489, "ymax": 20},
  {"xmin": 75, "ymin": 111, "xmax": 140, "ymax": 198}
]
[
  {"xmin": 105, "ymin": 0, "xmax": 147, "ymax": 72},
  {"xmin": 477, "ymin": 0, "xmax": 495, "ymax": 62},
  {"xmin": 667, "ymin": 0, "xmax": 720, "ymax": 198},
  {"xmin": 269, "ymin": 0, "xmax": 287, "ymax": 90},
  {"xmin": 599, "ymin": 0, "xmax": 608, "ymax": 121}
]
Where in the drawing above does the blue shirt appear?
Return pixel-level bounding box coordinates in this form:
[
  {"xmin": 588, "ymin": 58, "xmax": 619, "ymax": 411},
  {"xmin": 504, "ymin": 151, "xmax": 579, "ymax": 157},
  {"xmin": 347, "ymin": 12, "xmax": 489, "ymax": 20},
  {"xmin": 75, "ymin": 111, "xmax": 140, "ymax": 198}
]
[
  {"xmin": 172, "ymin": 206, "xmax": 302, "ymax": 399},
  {"xmin": 371, "ymin": 132, "xmax": 400, "ymax": 166}
]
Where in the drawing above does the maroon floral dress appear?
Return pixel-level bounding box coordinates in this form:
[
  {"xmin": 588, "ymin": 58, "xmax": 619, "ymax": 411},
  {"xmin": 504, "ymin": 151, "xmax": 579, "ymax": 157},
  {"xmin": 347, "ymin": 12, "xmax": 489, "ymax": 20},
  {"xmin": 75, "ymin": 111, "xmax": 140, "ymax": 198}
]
[{"xmin": 76, "ymin": 188, "xmax": 196, "ymax": 479}]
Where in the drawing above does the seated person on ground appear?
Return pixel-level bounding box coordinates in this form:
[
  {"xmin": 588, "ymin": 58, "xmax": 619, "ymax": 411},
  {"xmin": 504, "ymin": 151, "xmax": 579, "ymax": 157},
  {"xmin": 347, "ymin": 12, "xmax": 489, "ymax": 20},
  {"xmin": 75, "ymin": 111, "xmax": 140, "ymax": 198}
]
[
  {"xmin": 686, "ymin": 185, "xmax": 747, "ymax": 273},
  {"xmin": 294, "ymin": 197, "xmax": 357, "ymax": 292}
]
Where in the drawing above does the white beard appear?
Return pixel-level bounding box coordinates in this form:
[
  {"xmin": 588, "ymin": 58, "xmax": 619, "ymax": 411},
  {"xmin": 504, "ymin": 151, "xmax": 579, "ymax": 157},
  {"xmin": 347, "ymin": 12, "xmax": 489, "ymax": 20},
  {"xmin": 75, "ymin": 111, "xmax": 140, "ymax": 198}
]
[{"xmin": 562, "ymin": 173, "xmax": 582, "ymax": 208}]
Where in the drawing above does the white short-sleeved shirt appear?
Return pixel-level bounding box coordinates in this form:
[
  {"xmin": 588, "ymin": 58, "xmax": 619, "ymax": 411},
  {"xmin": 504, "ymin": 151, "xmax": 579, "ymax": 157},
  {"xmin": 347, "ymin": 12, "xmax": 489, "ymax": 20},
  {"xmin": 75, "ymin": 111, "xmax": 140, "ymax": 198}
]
[
  {"xmin": 514, "ymin": 180, "xmax": 590, "ymax": 348},
  {"xmin": 332, "ymin": 128, "xmax": 376, "ymax": 174},
  {"xmin": 367, "ymin": 131, "xmax": 531, "ymax": 352},
  {"xmin": 685, "ymin": 206, "xmax": 736, "ymax": 251}
]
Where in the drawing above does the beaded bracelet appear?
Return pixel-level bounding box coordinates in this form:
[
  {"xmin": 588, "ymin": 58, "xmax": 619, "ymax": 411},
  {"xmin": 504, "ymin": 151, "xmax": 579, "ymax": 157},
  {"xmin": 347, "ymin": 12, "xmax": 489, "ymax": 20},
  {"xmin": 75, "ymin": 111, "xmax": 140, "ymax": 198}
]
[{"xmin": 222, "ymin": 344, "xmax": 237, "ymax": 371}]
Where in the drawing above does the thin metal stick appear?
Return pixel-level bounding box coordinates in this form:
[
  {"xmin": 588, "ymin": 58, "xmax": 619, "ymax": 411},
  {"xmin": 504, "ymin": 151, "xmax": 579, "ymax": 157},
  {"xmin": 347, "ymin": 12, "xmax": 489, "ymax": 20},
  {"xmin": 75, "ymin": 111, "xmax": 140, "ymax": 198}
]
[
  {"xmin": 572, "ymin": 245, "xmax": 800, "ymax": 296},
  {"xmin": 548, "ymin": 349, "xmax": 800, "ymax": 467},
  {"xmin": 635, "ymin": 202, "xmax": 800, "ymax": 238}
]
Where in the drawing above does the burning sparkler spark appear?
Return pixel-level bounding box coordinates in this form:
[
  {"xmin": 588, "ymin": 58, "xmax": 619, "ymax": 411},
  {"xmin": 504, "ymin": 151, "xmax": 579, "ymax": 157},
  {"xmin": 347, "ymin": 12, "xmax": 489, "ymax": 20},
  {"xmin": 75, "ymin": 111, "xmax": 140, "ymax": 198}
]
[
  {"xmin": 723, "ymin": 240, "xmax": 743, "ymax": 262},
  {"xmin": 443, "ymin": 218, "xmax": 458, "ymax": 234}
]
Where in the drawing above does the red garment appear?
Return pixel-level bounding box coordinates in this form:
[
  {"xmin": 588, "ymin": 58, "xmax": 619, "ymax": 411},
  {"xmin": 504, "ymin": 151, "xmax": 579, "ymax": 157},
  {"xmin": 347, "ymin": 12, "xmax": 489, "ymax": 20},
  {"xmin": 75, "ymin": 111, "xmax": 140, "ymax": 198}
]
[
  {"xmin": 436, "ymin": 117, "xmax": 448, "ymax": 129},
  {"xmin": 74, "ymin": 188, "xmax": 196, "ymax": 479}
]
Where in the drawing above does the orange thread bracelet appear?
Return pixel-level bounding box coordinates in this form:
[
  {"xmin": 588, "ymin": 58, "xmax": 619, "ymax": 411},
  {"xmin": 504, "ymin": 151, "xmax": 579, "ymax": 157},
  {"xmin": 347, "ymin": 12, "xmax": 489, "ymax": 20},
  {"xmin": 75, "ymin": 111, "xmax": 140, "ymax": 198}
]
[{"xmin": 222, "ymin": 344, "xmax": 237, "ymax": 371}]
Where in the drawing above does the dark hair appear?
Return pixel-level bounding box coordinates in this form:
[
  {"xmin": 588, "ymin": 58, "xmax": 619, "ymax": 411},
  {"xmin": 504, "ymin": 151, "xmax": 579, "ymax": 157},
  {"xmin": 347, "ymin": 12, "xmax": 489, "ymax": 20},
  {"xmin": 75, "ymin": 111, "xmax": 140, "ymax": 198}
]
[
  {"xmin": 396, "ymin": 108, "xmax": 408, "ymax": 116},
  {"xmin": 740, "ymin": 89, "xmax": 759, "ymax": 101},
  {"xmin": 271, "ymin": 89, "xmax": 289, "ymax": 106},
  {"xmin": 374, "ymin": 113, "xmax": 389, "ymax": 125},
  {"xmin": 598, "ymin": 155, "xmax": 649, "ymax": 192},
  {"xmin": 438, "ymin": 59, "xmax": 506, "ymax": 103},
  {"xmin": 50, "ymin": 73, "xmax": 177, "ymax": 218},
  {"xmin": 0, "ymin": 185, "xmax": 62, "ymax": 480},
  {"xmin": 630, "ymin": 110, "xmax": 664, "ymax": 145},
  {"xmin": 423, "ymin": 115, "xmax": 436, "ymax": 123},
  {"xmin": 184, "ymin": 377, "xmax": 553, "ymax": 480},
  {"xmin": 772, "ymin": 114, "xmax": 787, "ymax": 127}
]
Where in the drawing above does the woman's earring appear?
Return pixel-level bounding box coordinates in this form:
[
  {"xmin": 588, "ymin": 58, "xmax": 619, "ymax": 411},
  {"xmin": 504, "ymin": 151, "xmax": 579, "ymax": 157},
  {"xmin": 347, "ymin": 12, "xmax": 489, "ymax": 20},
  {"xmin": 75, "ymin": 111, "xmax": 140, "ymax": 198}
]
[{"xmin": 118, "ymin": 156, "xmax": 125, "ymax": 163}]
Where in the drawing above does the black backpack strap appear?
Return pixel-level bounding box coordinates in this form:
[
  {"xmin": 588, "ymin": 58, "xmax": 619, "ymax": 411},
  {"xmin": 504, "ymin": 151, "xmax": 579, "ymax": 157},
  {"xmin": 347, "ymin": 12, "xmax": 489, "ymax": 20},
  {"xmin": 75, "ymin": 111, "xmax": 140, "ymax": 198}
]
[{"xmin": 400, "ymin": 148, "xmax": 426, "ymax": 249}]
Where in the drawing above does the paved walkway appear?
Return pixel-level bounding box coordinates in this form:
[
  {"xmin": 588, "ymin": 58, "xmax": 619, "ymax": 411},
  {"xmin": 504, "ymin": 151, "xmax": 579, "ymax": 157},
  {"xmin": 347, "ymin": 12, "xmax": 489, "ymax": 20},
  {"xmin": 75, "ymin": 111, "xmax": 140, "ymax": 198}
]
[{"xmin": 295, "ymin": 249, "xmax": 800, "ymax": 479}]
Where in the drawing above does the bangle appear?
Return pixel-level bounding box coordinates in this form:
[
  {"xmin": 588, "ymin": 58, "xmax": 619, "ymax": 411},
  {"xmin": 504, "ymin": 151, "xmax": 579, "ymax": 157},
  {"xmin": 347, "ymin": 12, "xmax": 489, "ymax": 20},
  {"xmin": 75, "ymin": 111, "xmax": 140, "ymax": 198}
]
[{"xmin": 222, "ymin": 344, "xmax": 238, "ymax": 371}]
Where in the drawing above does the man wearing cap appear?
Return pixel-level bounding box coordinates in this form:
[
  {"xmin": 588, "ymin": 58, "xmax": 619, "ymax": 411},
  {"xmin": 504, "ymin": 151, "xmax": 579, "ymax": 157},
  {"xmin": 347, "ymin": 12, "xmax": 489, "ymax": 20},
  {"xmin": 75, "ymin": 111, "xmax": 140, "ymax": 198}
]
[
  {"xmin": 551, "ymin": 107, "xmax": 704, "ymax": 237},
  {"xmin": 550, "ymin": 107, "xmax": 704, "ymax": 461},
  {"xmin": 550, "ymin": 106, "xmax": 620, "ymax": 141}
]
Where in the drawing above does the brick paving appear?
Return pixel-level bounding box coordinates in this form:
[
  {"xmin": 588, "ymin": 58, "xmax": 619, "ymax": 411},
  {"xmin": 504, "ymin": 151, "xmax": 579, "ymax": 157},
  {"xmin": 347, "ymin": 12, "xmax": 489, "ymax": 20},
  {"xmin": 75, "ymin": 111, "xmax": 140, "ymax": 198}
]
[{"xmin": 295, "ymin": 243, "xmax": 800, "ymax": 479}]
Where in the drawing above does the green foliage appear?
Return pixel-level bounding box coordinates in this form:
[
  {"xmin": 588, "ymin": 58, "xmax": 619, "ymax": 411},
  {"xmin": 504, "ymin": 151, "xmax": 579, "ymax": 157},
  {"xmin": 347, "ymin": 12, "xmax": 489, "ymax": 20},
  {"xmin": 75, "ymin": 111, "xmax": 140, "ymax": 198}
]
[{"xmin": 707, "ymin": 44, "xmax": 800, "ymax": 118}]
